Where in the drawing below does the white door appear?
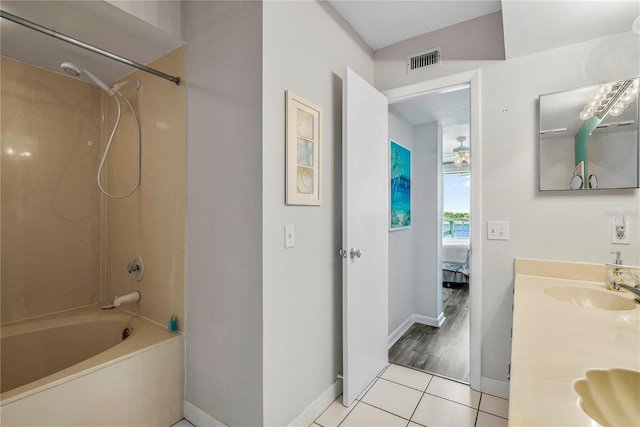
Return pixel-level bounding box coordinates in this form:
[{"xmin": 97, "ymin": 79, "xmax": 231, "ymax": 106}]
[{"xmin": 342, "ymin": 67, "xmax": 389, "ymax": 407}]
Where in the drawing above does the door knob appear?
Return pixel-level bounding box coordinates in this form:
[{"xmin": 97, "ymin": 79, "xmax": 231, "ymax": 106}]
[
  {"xmin": 338, "ymin": 248, "xmax": 348, "ymax": 259},
  {"xmin": 350, "ymin": 248, "xmax": 362, "ymax": 259}
]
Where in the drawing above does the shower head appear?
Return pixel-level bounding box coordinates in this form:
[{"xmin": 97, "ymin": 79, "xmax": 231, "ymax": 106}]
[
  {"xmin": 60, "ymin": 62, "xmax": 114, "ymax": 96},
  {"xmin": 60, "ymin": 62, "xmax": 81, "ymax": 77}
]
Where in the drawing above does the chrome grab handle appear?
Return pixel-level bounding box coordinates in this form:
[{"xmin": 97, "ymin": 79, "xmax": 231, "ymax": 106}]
[
  {"xmin": 350, "ymin": 248, "xmax": 362, "ymax": 259},
  {"xmin": 338, "ymin": 249, "xmax": 347, "ymax": 259}
]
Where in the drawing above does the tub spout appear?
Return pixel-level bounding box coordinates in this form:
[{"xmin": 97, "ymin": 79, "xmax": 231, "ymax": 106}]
[{"xmin": 113, "ymin": 291, "xmax": 141, "ymax": 307}]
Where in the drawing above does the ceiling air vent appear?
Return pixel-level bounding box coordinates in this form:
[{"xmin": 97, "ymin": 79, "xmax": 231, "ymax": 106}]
[{"xmin": 407, "ymin": 47, "xmax": 441, "ymax": 74}]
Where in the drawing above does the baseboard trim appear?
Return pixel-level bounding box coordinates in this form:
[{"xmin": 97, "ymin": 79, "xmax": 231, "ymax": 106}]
[
  {"xmin": 288, "ymin": 380, "xmax": 342, "ymax": 427},
  {"xmin": 388, "ymin": 316, "xmax": 415, "ymax": 349},
  {"xmin": 414, "ymin": 312, "xmax": 445, "ymax": 328},
  {"xmin": 480, "ymin": 377, "xmax": 510, "ymax": 399},
  {"xmin": 184, "ymin": 400, "xmax": 227, "ymax": 427},
  {"xmin": 388, "ymin": 312, "xmax": 446, "ymax": 349}
]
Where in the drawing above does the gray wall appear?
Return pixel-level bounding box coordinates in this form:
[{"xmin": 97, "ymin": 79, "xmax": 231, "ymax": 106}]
[
  {"xmin": 184, "ymin": 1, "xmax": 264, "ymax": 425},
  {"xmin": 262, "ymin": 1, "xmax": 373, "ymax": 425},
  {"xmin": 387, "ymin": 117, "xmax": 443, "ymax": 335},
  {"xmin": 412, "ymin": 122, "xmax": 442, "ymax": 320},
  {"xmin": 375, "ymin": 31, "xmax": 640, "ymax": 385},
  {"xmin": 375, "ymin": 12, "xmax": 505, "ymax": 91},
  {"xmin": 388, "ymin": 110, "xmax": 416, "ymax": 334}
]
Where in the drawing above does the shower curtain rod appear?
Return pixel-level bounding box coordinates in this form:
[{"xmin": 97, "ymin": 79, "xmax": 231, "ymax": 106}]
[{"xmin": 0, "ymin": 10, "xmax": 181, "ymax": 86}]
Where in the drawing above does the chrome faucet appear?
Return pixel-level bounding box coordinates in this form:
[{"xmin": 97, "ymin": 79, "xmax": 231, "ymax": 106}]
[
  {"xmin": 607, "ymin": 262, "xmax": 640, "ymax": 303},
  {"xmin": 610, "ymin": 281, "xmax": 640, "ymax": 301},
  {"xmin": 610, "ymin": 251, "xmax": 623, "ymax": 265}
]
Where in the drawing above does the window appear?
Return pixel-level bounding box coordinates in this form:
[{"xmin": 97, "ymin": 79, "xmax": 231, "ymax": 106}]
[{"xmin": 443, "ymin": 173, "xmax": 470, "ymax": 239}]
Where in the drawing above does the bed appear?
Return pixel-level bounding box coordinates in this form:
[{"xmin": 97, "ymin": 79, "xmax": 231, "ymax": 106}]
[{"xmin": 442, "ymin": 239, "xmax": 470, "ymax": 285}]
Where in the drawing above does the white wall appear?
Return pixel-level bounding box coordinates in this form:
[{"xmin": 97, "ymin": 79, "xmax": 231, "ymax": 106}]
[
  {"xmin": 388, "ymin": 110, "xmax": 415, "ymax": 333},
  {"xmin": 387, "ymin": 117, "xmax": 443, "ymax": 335},
  {"xmin": 412, "ymin": 122, "xmax": 443, "ymax": 320},
  {"xmin": 375, "ymin": 31, "xmax": 640, "ymax": 386},
  {"xmin": 184, "ymin": 1, "xmax": 264, "ymax": 425},
  {"xmin": 106, "ymin": 0, "xmax": 183, "ymax": 40},
  {"xmin": 262, "ymin": 1, "xmax": 372, "ymax": 425}
]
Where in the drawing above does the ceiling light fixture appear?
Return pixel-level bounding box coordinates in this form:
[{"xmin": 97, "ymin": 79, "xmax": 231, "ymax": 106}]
[
  {"xmin": 453, "ymin": 136, "xmax": 470, "ymax": 168},
  {"xmin": 579, "ymin": 79, "xmax": 639, "ymax": 121}
]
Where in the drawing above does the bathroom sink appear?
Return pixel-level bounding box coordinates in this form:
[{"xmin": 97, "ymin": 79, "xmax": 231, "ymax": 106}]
[
  {"xmin": 543, "ymin": 286, "xmax": 635, "ymax": 311},
  {"xmin": 574, "ymin": 368, "xmax": 640, "ymax": 427}
]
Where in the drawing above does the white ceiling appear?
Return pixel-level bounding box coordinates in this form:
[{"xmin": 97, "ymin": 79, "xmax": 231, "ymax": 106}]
[
  {"xmin": 2, "ymin": 1, "xmax": 636, "ymax": 87},
  {"xmin": 501, "ymin": 0, "xmax": 640, "ymax": 59},
  {"xmin": 329, "ymin": 0, "xmax": 502, "ymax": 50},
  {"xmin": 389, "ymin": 86, "xmax": 471, "ymax": 161},
  {"xmin": 330, "ymin": 0, "xmax": 638, "ymax": 57},
  {"xmin": 389, "ymin": 86, "xmax": 469, "ymax": 127}
]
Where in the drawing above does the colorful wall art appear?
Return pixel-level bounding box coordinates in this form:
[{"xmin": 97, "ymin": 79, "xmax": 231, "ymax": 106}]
[{"xmin": 390, "ymin": 140, "xmax": 411, "ymax": 230}]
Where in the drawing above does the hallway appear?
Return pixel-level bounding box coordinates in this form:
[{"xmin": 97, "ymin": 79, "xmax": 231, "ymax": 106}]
[{"xmin": 389, "ymin": 284, "xmax": 470, "ymax": 382}]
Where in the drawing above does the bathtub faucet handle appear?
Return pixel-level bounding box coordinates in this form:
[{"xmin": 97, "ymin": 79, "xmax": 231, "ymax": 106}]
[{"xmin": 126, "ymin": 256, "xmax": 144, "ymax": 282}]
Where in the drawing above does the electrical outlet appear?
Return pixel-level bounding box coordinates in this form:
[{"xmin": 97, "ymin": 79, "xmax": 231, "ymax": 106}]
[
  {"xmin": 611, "ymin": 221, "xmax": 630, "ymax": 245},
  {"xmin": 488, "ymin": 221, "xmax": 510, "ymax": 240},
  {"xmin": 285, "ymin": 224, "xmax": 295, "ymax": 248}
]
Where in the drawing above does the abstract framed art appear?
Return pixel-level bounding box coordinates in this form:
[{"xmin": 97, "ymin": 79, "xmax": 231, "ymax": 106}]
[
  {"xmin": 390, "ymin": 140, "xmax": 411, "ymax": 230},
  {"xmin": 285, "ymin": 91, "xmax": 322, "ymax": 206}
]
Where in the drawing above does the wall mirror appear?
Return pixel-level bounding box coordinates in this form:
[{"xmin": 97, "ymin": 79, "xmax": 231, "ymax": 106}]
[{"xmin": 539, "ymin": 78, "xmax": 639, "ymax": 191}]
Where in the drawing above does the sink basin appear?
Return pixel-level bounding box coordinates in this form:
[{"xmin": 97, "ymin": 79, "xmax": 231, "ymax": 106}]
[
  {"xmin": 574, "ymin": 368, "xmax": 640, "ymax": 427},
  {"xmin": 544, "ymin": 286, "xmax": 635, "ymax": 311}
]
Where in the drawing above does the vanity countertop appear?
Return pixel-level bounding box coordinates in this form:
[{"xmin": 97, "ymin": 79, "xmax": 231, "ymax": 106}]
[{"xmin": 509, "ymin": 258, "xmax": 640, "ymax": 426}]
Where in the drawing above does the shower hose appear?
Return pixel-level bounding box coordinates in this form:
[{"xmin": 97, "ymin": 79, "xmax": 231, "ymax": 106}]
[{"xmin": 97, "ymin": 80, "xmax": 141, "ymax": 199}]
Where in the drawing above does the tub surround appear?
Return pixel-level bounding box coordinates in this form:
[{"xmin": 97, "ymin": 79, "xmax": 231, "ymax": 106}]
[
  {"xmin": 510, "ymin": 258, "xmax": 639, "ymax": 426},
  {"xmin": 105, "ymin": 46, "xmax": 186, "ymax": 331},
  {"xmin": 1, "ymin": 305, "xmax": 183, "ymax": 427},
  {"xmin": 0, "ymin": 56, "xmax": 102, "ymax": 324}
]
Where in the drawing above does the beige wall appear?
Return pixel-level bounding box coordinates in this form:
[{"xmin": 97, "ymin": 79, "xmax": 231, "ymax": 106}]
[
  {"xmin": 105, "ymin": 46, "xmax": 186, "ymax": 329},
  {"xmin": 1, "ymin": 47, "xmax": 186, "ymax": 328},
  {"xmin": 1, "ymin": 56, "xmax": 102, "ymax": 323}
]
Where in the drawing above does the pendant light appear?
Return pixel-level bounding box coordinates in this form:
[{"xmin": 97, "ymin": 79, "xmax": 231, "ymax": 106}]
[{"xmin": 453, "ymin": 136, "xmax": 470, "ymax": 168}]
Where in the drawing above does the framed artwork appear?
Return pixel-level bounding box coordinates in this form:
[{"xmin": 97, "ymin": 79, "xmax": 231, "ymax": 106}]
[
  {"xmin": 286, "ymin": 91, "xmax": 322, "ymax": 206},
  {"xmin": 390, "ymin": 140, "xmax": 411, "ymax": 230}
]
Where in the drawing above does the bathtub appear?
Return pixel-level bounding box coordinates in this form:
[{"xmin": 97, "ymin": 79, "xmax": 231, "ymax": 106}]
[{"xmin": 0, "ymin": 306, "xmax": 184, "ymax": 426}]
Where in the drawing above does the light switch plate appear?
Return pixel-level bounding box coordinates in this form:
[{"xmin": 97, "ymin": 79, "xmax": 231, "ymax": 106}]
[
  {"xmin": 488, "ymin": 221, "xmax": 510, "ymax": 240},
  {"xmin": 611, "ymin": 221, "xmax": 630, "ymax": 245},
  {"xmin": 285, "ymin": 224, "xmax": 295, "ymax": 248}
]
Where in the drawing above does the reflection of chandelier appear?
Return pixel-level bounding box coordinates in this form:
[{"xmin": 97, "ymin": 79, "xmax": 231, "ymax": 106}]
[
  {"xmin": 579, "ymin": 79, "xmax": 639, "ymax": 120},
  {"xmin": 453, "ymin": 136, "xmax": 470, "ymax": 168}
]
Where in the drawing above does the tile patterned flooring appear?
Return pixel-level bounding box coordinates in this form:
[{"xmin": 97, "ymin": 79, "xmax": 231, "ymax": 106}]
[
  {"xmin": 313, "ymin": 364, "xmax": 508, "ymax": 427},
  {"xmin": 171, "ymin": 364, "xmax": 508, "ymax": 427}
]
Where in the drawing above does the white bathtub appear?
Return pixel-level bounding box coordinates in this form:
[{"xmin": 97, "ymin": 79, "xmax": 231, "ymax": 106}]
[{"xmin": 0, "ymin": 306, "xmax": 184, "ymax": 426}]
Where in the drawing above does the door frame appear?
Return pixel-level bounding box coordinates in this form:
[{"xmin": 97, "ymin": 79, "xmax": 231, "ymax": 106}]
[{"xmin": 383, "ymin": 69, "xmax": 482, "ymax": 391}]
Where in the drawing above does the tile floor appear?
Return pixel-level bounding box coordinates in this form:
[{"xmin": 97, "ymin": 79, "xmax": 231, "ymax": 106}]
[
  {"xmin": 313, "ymin": 364, "xmax": 508, "ymax": 427},
  {"xmin": 170, "ymin": 364, "xmax": 508, "ymax": 427}
]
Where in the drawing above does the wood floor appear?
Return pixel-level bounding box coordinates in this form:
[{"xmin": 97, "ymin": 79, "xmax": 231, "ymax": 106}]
[{"xmin": 388, "ymin": 283, "xmax": 470, "ymax": 383}]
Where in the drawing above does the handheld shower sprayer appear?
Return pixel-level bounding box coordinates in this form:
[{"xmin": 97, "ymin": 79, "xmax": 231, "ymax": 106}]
[
  {"xmin": 60, "ymin": 62, "xmax": 115, "ymax": 96},
  {"xmin": 59, "ymin": 61, "xmax": 141, "ymax": 198}
]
